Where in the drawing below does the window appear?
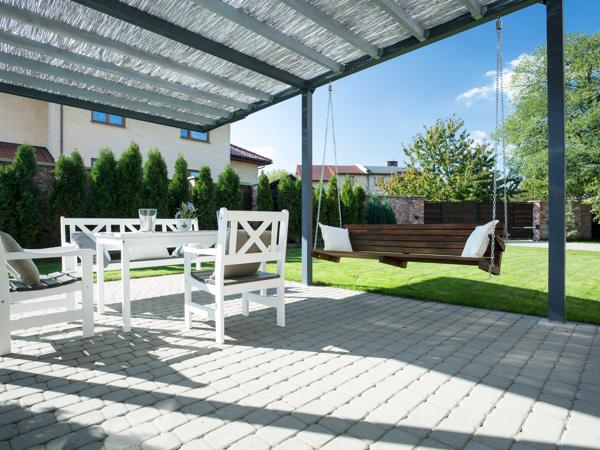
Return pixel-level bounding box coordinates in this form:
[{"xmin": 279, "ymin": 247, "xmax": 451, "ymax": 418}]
[
  {"xmin": 181, "ymin": 129, "xmax": 209, "ymax": 143},
  {"xmin": 91, "ymin": 158, "xmax": 97, "ymax": 168},
  {"xmin": 374, "ymin": 176, "xmax": 385, "ymax": 186},
  {"xmin": 91, "ymin": 111, "xmax": 124, "ymax": 127},
  {"xmin": 188, "ymin": 169, "xmax": 199, "ymax": 178}
]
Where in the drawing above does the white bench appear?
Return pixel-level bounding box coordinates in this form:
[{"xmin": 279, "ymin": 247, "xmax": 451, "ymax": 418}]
[{"xmin": 60, "ymin": 217, "xmax": 209, "ymax": 272}]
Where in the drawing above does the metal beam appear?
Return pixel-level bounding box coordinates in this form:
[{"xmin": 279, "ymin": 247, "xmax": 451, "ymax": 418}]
[
  {"xmin": 72, "ymin": 0, "xmax": 308, "ymax": 90},
  {"xmin": 0, "ymin": 32, "xmax": 249, "ymax": 111},
  {"xmin": 372, "ymin": 0, "xmax": 428, "ymax": 42},
  {"xmin": 459, "ymin": 0, "xmax": 486, "ymax": 20},
  {"xmin": 279, "ymin": 0, "xmax": 381, "ymax": 59},
  {"xmin": 0, "ymin": 52, "xmax": 227, "ymax": 121},
  {"xmin": 0, "ymin": 69, "xmax": 212, "ymax": 126},
  {"xmin": 301, "ymin": 90, "xmax": 313, "ymax": 286},
  {"xmin": 190, "ymin": 0, "xmax": 342, "ymax": 72},
  {"xmin": 546, "ymin": 0, "xmax": 566, "ymax": 322},
  {"xmin": 0, "ymin": 81, "xmax": 210, "ymax": 132},
  {"xmin": 0, "ymin": 3, "xmax": 273, "ymax": 101}
]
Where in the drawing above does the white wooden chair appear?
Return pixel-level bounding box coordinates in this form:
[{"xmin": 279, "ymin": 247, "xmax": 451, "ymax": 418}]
[
  {"xmin": 183, "ymin": 208, "xmax": 289, "ymax": 344},
  {"xmin": 0, "ymin": 243, "xmax": 94, "ymax": 355}
]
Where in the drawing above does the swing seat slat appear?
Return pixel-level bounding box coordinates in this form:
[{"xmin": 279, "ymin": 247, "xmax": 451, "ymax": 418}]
[{"xmin": 312, "ymin": 223, "xmax": 505, "ymax": 275}]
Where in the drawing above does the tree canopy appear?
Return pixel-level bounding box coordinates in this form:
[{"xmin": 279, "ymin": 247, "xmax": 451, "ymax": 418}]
[
  {"xmin": 142, "ymin": 148, "xmax": 169, "ymax": 217},
  {"xmin": 384, "ymin": 117, "xmax": 496, "ymax": 201},
  {"xmin": 91, "ymin": 148, "xmax": 118, "ymax": 218},
  {"xmin": 50, "ymin": 150, "xmax": 88, "ymax": 219},
  {"xmin": 503, "ymin": 32, "xmax": 600, "ymax": 217}
]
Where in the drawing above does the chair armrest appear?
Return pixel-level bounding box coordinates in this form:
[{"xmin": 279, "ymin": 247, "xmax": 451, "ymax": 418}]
[
  {"xmin": 6, "ymin": 247, "xmax": 95, "ymax": 260},
  {"xmin": 182, "ymin": 246, "xmax": 218, "ymax": 257}
]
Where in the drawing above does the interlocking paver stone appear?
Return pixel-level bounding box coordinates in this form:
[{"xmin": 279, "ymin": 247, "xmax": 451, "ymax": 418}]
[{"xmin": 2, "ymin": 275, "xmax": 598, "ymax": 449}]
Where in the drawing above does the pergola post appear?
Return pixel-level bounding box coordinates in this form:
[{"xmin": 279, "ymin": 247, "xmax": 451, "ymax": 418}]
[
  {"xmin": 546, "ymin": 0, "xmax": 566, "ymax": 322},
  {"xmin": 301, "ymin": 90, "xmax": 313, "ymax": 285}
]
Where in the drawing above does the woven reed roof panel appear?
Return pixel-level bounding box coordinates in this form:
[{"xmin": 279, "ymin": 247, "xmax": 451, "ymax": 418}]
[{"xmin": 0, "ymin": 0, "xmax": 534, "ymax": 131}]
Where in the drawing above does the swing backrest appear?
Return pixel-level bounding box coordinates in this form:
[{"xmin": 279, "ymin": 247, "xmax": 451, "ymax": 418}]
[{"xmin": 346, "ymin": 223, "xmax": 505, "ymax": 257}]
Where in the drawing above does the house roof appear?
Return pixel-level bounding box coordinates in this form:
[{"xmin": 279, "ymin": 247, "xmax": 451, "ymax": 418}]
[
  {"xmin": 0, "ymin": 1, "xmax": 535, "ymax": 133},
  {"xmin": 0, "ymin": 142, "xmax": 55, "ymax": 164},
  {"xmin": 296, "ymin": 164, "xmax": 365, "ymax": 182},
  {"xmin": 363, "ymin": 165, "xmax": 407, "ymax": 175},
  {"xmin": 230, "ymin": 144, "xmax": 272, "ymax": 166}
]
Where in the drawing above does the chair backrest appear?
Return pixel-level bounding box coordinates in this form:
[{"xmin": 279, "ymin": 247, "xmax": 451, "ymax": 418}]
[
  {"xmin": 214, "ymin": 208, "xmax": 289, "ymax": 278},
  {"xmin": 0, "ymin": 238, "xmax": 10, "ymax": 297},
  {"xmin": 60, "ymin": 217, "xmax": 200, "ymax": 244},
  {"xmin": 346, "ymin": 223, "xmax": 505, "ymax": 256}
]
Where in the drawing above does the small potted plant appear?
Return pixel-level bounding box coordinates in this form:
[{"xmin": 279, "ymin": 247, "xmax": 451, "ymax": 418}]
[{"xmin": 175, "ymin": 201, "xmax": 197, "ymax": 232}]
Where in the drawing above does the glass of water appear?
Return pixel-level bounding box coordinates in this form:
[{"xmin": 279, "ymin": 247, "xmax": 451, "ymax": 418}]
[{"xmin": 138, "ymin": 208, "xmax": 157, "ymax": 232}]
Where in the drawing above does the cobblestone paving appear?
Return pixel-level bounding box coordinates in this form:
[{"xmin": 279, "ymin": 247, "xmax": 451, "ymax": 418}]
[{"xmin": 1, "ymin": 275, "xmax": 599, "ymax": 450}]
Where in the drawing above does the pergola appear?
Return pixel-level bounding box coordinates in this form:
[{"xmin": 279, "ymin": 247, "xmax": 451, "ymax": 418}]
[{"xmin": 0, "ymin": 0, "xmax": 567, "ymax": 321}]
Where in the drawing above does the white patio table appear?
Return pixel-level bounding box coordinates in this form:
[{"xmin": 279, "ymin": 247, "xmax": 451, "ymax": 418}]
[{"xmin": 95, "ymin": 230, "xmax": 218, "ymax": 331}]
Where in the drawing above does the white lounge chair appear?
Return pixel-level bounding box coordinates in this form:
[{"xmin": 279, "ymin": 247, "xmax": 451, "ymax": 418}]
[
  {"xmin": 0, "ymin": 240, "xmax": 94, "ymax": 355},
  {"xmin": 183, "ymin": 208, "xmax": 289, "ymax": 344}
]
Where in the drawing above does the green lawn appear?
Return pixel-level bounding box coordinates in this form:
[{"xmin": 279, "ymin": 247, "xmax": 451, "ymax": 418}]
[{"xmin": 36, "ymin": 246, "xmax": 600, "ymax": 325}]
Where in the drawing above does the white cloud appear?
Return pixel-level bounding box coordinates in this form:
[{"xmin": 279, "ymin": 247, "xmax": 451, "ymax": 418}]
[
  {"xmin": 471, "ymin": 130, "xmax": 488, "ymax": 145},
  {"xmin": 456, "ymin": 53, "xmax": 530, "ymax": 106}
]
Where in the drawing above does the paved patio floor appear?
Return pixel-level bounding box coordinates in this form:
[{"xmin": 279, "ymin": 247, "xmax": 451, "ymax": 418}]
[{"xmin": 2, "ymin": 275, "xmax": 599, "ymax": 450}]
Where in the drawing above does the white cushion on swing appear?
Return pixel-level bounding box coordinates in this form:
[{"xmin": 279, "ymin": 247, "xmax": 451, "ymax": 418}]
[
  {"xmin": 319, "ymin": 223, "xmax": 353, "ymax": 252},
  {"xmin": 461, "ymin": 220, "xmax": 499, "ymax": 258}
]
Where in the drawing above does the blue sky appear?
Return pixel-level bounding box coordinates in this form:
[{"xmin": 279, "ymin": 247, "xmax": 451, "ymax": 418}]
[{"xmin": 231, "ymin": 0, "xmax": 600, "ymax": 173}]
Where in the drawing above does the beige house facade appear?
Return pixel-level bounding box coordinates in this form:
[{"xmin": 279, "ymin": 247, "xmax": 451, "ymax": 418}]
[{"xmin": 0, "ymin": 93, "xmax": 269, "ymax": 184}]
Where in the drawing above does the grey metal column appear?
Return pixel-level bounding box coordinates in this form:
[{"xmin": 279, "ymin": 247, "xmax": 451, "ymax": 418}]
[
  {"xmin": 546, "ymin": 0, "xmax": 566, "ymax": 322},
  {"xmin": 301, "ymin": 90, "xmax": 313, "ymax": 285}
]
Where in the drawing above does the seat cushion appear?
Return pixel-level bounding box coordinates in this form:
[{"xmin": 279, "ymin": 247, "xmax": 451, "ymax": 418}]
[
  {"xmin": 9, "ymin": 271, "xmax": 80, "ymax": 292},
  {"xmin": 191, "ymin": 269, "xmax": 279, "ymax": 286},
  {"xmin": 461, "ymin": 220, "xmax": 499, "ymax": 257},
  {"xmin": 0, "ymin": 231, "xmax": 41, "ymax": 287},
  {"xmin": 223, "ymin": 230, "xmax": 271, "ymax": 279},
  {"xmin": 70, "ymin": 232, "xmax": 111, "ymax": 268},
  {"xmin": 318, "ymin": 223, "xmax": 353, "ymax": 252}
]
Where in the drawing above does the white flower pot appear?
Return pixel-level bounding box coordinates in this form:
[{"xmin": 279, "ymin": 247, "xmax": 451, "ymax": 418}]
[{"xmin": 175, "ymin": 218, "xmax": 192, "ymax": 232}]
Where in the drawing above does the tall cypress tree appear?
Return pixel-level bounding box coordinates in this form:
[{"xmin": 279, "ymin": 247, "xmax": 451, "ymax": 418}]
[
  {"xmin": 168, "ymin": 155, "xmax": 190, "ymax": 216},
  {"xmin": 142, "ymin": 148, "xmax": 169, "ymax": 217},
  {"xmin": 352, "ymin": 185, "xmax": 367, "ymax": 224},
  {"xmin": 192, "ymin": 166, "xmax": 216, "ymax": 229},
  {"xmin": 91, "ymin": 148, "xmax": 118, "ymax": 218},
  {"xmin": 340, "ymin": 176, "xmax": 355, "ymax": 225},
  {"xmin": 215, "ymin": 165, "xmax": 242, "ymax": 210},
  {"xmin": 0, "ymin": 145, "xmax": 40, "ymax": 247},
  {"xmin": 256, "ymin": 172, "xmax": 272, "ymax": 211},
  {"xmin": 50, "ymin": 150, "xmax": 88, "ymax": 220},
  {"xmin": 116, "ymin": 142, "xmax": 143, "ymax": 217}
]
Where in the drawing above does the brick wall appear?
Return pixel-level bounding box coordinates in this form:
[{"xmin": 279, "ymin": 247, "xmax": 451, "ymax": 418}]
[
  {"xmin": 377, "ymin": 196, "xmax": 425, "ymax": 224},
  {"xmin": 532, "ymin": 200, "xmax": 592, "ymax": 240}
]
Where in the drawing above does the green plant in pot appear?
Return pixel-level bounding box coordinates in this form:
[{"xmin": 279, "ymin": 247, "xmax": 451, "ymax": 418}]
[{"xmin": 175, "ymin": 201, "xmax": 197, "ymax": 232}]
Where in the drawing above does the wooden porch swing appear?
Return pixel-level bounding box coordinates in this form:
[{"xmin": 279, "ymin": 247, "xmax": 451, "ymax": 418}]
[
  {"xmin": 312, "ymin": 19, "xmax": 509, "ymax": 276},
  {"xmin": 313, "ymin": 223, "xmax": 506, "ymax": 275}
]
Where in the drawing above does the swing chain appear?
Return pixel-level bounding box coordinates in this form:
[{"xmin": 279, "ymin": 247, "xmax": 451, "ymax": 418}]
[
  {"xmin": 314, "ymin": 82, "xmax": 343, "ymax": 249},
  {"xmin": 490, "ymin": 16, "xmax": 504, "ymax": 275}
]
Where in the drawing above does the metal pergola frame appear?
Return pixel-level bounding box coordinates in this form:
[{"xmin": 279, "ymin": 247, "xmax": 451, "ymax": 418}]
[{"xmin": 0, "ymin": 0, "xmax": 567, "ymax": 321}]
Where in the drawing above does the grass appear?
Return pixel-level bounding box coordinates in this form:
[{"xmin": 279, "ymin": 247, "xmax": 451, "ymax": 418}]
[
  {"xmin": 280, "ymin": 247, "xmax": 600, "ymax": 325},
  {"xmin": 36, "ymin": 246, "xmax": 600, "ymax": 325}
]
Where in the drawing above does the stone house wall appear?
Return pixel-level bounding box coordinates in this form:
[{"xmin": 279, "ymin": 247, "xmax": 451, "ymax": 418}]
[
  {"xmin": 377, "ymin": 196, "xmax": 425, "ymax": 224},
  {"xmin": 532, "ymin": 200, "xmax": 592, "ymax": 240}
]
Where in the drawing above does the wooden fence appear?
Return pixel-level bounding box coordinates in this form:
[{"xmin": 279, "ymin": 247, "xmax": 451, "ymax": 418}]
[{"xmin": 424, "ymin": 201, "xmax": 534, "ymax": 239}]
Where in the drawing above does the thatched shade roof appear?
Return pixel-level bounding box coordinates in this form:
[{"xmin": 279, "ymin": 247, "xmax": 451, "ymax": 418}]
[{"xmin": 0, "ymin": 0, "xmax": 535, "ymax": 131}]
